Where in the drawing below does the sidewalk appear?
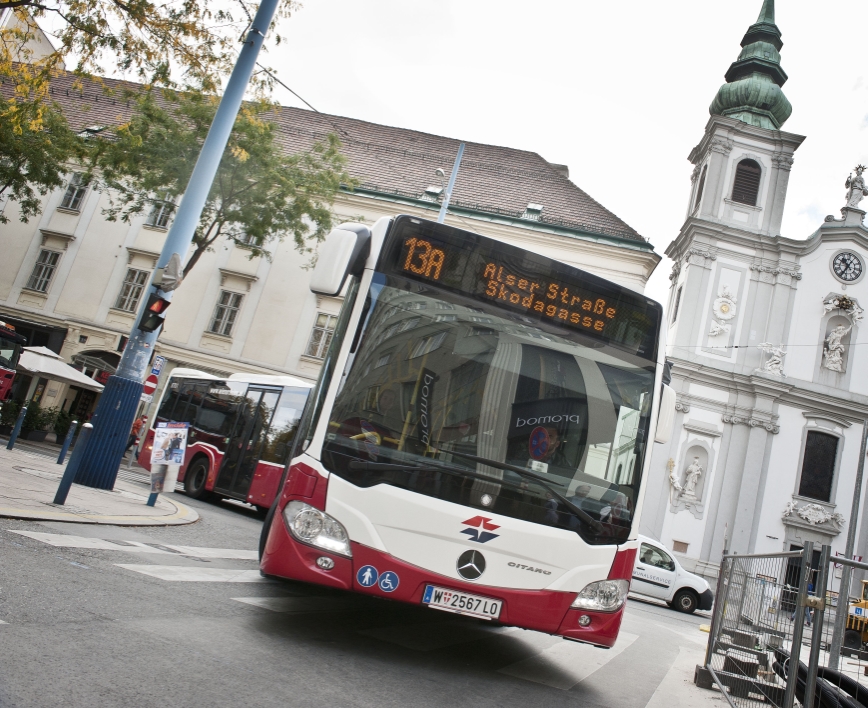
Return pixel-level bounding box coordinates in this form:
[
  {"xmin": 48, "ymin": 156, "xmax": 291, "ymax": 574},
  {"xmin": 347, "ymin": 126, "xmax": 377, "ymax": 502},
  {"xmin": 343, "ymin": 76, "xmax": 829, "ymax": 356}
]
[{"xmin": 0, "ymin": 444, "xmax": 198, "ymax": 526}]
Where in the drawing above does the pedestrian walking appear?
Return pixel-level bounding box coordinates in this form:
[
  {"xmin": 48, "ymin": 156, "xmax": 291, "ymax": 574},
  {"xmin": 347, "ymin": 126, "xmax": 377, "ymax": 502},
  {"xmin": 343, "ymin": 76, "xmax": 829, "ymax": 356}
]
[{"xmin": 125, "ymin": 414, "xmax": 147, "ymax": 455}]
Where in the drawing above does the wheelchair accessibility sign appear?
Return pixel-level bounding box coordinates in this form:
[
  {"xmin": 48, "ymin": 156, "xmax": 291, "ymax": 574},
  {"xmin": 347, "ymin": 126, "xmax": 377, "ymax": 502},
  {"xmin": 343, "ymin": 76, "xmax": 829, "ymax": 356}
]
[{"xmin": 356, "ymin": 565, "xmax": 399, "ymax": 592}]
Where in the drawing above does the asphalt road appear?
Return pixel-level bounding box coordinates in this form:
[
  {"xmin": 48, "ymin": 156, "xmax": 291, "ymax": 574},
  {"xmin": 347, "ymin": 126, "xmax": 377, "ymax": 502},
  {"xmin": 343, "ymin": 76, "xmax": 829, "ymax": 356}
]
[{"xmin": 0, "ymin": 469, "xmax": 713, "ymax": 708}]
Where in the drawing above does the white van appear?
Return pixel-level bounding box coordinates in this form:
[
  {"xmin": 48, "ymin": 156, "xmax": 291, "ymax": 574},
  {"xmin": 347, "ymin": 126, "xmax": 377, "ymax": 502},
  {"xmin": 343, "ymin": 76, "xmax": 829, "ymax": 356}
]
[{"xmin": 631, "ymin": 535, "xmax": 714, "ymax": 614}]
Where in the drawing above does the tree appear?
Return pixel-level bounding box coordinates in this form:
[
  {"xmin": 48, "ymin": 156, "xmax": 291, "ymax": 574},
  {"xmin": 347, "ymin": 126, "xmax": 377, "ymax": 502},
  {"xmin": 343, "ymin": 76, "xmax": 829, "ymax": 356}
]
[
  {"xmin": 0, "ymin": 89, "xmax": 82, "ymax": 223},
  {"xmin": 0, "ymin": 0, "xmax": 295, "ymax": 217},
  {"xmin": 90, "ymin": 89, "xmax": 353, "ymax": 276}
]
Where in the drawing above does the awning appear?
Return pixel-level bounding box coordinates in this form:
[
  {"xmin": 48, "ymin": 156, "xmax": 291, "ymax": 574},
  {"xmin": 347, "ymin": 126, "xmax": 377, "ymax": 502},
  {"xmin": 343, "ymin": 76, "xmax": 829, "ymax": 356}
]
[{"xmin": 17, "ymin": 346, "xmax": 105, "ymax": 393}]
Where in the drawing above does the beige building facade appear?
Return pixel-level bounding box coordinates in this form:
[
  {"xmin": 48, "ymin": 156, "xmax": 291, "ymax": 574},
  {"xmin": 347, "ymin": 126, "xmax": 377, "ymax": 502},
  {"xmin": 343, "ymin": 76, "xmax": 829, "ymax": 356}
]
[{"xmin": 0, "ymin": 73, "xmax": 660, "ymax": 418}]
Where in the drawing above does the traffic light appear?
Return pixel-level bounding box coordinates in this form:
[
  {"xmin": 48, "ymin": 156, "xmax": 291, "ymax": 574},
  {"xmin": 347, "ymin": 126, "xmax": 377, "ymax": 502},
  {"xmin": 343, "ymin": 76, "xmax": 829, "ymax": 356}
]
[{"xmin": 138, "ymin": 293, "xmax": 171, "ymax": 333}]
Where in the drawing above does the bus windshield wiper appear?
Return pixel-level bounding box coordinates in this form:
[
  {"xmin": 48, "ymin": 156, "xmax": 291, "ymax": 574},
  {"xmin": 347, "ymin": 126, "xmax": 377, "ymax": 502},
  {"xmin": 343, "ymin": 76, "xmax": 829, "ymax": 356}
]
[
  {"xmin": 346, "ymin": 459, "xmax": 559, "ymax": 501},
  {"xmin": 440, "ymin": 450, "xmax": 604, "ymax": 532}
]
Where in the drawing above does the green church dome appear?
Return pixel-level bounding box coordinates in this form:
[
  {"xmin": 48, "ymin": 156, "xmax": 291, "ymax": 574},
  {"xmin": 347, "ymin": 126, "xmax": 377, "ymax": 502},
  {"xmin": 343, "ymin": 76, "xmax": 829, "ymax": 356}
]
[{"xmin": 709, "ymin": 0, "xmax": 792, "ymax": 130}]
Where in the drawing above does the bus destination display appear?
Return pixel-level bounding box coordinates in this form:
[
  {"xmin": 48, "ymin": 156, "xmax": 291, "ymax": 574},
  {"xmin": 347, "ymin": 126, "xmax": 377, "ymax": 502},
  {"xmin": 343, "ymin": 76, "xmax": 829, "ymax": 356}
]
[{"xmin": 396, "ymin": 233, "xmax": 657, "ymax": 353}]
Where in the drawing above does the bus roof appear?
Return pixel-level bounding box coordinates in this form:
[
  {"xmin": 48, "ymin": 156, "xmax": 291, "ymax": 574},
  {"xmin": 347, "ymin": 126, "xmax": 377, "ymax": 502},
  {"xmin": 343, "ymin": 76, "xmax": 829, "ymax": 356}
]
[
  {"xmin": 166, "ymin": 368, "xmax": 313, "ymax": 389},
  {"xmin": 227, "ymin": 372, "xmax": 313, "ymax": 389}
]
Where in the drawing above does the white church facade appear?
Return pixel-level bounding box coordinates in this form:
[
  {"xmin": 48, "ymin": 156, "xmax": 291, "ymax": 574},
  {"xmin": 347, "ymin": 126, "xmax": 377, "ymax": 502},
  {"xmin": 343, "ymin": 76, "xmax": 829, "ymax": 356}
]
[{"xmin": 640, "ymin": 0, "xmax": 868, "ymax": 578}]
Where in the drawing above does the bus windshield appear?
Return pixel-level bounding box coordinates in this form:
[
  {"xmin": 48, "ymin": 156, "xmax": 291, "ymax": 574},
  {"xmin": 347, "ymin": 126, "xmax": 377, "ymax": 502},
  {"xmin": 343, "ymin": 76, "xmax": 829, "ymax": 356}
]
[{"xmin": 321, "ymin": 219, "xmax": 661, "ymax": 546}]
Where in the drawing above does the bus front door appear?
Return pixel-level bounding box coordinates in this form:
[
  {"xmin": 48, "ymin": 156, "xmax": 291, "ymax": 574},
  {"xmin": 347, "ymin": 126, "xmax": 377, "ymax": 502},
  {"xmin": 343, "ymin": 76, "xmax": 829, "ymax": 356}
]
[{"xmin": 213, "ymin": 388, "xmax": 280, "ymax": 501}]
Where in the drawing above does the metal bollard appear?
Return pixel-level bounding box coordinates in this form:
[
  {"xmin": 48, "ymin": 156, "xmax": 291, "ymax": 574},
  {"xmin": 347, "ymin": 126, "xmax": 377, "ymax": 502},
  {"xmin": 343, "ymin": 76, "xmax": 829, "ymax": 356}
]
[
  {"xmin": 6, "ymin": 405, "xmax": 27, "ymax": 450},
  {"xmin": 53, "ymin": 422, "xmax": 93, "ymax": 505},
  {"xmin": 56, "ymin": 420, "xmax": 79, "ymax": 464}
]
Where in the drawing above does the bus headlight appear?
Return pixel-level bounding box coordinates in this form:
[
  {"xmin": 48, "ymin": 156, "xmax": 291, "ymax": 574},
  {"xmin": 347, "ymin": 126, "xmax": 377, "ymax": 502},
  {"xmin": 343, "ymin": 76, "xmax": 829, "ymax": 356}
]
[
  {"xmin": 282, "ymin": 501, "xmax": 352, "ymax": 558},
  {"xmin": 571, "ymin": 579, "xmax": 629, "ymax": 612}
]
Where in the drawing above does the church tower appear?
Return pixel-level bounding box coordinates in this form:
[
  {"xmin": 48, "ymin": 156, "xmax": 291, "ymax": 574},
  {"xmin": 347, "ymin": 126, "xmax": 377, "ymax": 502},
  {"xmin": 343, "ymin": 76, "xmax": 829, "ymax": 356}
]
[{"xmin": 641, "ymin": 0, "xmax": 810, "ymax": 564}]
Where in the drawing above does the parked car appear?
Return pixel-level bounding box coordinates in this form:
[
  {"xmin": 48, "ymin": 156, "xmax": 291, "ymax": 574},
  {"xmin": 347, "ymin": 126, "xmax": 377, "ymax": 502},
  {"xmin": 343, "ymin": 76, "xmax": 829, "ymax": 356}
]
[{"xmin": 631, "ymin": 535, "xmax": 714, "ymax": 614}]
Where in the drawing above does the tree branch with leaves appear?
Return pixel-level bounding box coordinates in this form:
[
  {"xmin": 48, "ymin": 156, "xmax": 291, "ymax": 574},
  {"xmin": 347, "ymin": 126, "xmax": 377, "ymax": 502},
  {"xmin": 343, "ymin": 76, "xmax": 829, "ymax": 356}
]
[{"xmin": 90, "ymin": 89, "xmax": 353, "ymax": 277}]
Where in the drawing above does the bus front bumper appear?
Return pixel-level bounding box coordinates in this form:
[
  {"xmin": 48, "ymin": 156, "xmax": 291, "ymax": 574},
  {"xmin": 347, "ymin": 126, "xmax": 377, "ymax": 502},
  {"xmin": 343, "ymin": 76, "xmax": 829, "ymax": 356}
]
[{"xmin": 261, "ymin": 514, "xmax": 627, "ymax": 647}]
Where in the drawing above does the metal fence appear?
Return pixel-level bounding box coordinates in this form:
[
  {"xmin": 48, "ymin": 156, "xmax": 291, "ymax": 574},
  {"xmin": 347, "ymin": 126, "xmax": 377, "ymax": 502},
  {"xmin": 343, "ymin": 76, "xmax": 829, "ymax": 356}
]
[{"xmin": 700, "ymin": 542, "xmax": 868, "ymax": 707}]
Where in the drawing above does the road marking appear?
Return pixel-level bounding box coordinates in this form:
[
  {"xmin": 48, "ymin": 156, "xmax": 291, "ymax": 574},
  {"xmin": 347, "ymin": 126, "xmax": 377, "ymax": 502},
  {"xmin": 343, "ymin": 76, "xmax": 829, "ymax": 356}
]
[
  {"xmin": 115, "ymin": 565, "xmax": 267, "ymax": 582},
  {"xmin": 360, "ymin": 619, "xmax": 520, "ymax": 651},
  {"xmin": 9, "ymin": 531, "xmax": 257, "ymax": 559},
  {"xmin": 232, "ymin": 596, "xmax": 368, "ymax": 613},
  {"xmin": 498, "ymin": 631, "xmax": 639, "ymax": 690}
]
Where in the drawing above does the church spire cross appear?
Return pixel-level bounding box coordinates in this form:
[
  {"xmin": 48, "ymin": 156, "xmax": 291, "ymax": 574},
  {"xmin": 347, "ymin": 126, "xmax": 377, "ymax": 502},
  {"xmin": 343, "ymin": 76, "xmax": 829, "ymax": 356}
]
[{"xmin": 709, "ymin": 0, "xmax": 792, "ymax": 130}]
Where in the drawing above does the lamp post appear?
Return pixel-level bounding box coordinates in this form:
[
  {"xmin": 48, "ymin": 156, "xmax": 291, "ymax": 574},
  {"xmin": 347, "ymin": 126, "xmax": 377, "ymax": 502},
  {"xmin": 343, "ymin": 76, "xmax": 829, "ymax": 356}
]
[{"xmin": 69, "ymin": 0, "xmax": 283, "ymax": 490}]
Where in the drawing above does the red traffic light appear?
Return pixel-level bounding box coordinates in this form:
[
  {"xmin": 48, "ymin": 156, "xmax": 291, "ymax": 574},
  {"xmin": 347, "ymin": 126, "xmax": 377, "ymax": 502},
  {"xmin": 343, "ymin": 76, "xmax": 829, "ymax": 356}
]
[{"xmin": 138, "ymin": 293, "xmax": 171, "ymax": 333}]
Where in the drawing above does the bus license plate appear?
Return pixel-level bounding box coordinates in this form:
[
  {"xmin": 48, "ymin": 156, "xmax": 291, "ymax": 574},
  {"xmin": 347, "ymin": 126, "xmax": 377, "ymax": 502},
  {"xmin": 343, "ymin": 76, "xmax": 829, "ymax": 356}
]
[{"xmin": 422, "ymin": 585, "xmax": 502, "ymax": 620}]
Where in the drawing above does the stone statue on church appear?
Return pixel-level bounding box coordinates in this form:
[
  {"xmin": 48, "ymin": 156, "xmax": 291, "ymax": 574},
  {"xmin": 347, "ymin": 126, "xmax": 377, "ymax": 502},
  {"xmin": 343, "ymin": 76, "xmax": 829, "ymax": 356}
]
[
  {"xmin": 758, "ymin": 342, "xmax": 787, "ymax": 376},
  {"xmin": 823, "ymin": 323, "xmax": 853, "ymax": 372},
  {"xmin": 683, "ymin": 457, "xmax": 703, "ymax": 498},
  {"xmin": 845, "ymin": 165, "xmax": 868, "ymax": 209}
]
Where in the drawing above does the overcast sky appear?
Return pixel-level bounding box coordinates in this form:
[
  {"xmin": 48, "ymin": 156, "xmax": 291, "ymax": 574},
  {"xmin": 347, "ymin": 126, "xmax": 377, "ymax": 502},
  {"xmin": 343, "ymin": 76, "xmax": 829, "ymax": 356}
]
[{"xmin": 251, "ymin": 0, "xmax": 868, "ymax": 308}]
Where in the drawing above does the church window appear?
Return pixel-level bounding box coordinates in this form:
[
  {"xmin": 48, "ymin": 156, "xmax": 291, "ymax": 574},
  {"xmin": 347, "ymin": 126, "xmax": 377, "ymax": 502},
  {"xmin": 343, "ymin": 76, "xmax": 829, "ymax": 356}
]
[
  {"xmin": 797, "ymin": 431, "xmax": 839, "ymax": 502},
  {"xmin": 693, "ymin": 165, "xmax": 707, "ymax": 212},
  {"xmin": 731, "ymin": 159, "xmax": 761, "ymax": 206},
  {"xmin": 671, "ymin": 286, "xmax": 683, "ymax": 323}
]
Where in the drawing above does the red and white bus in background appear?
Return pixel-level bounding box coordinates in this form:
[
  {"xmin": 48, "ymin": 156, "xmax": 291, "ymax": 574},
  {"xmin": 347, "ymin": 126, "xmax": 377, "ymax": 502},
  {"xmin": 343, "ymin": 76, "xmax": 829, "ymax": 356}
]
[
  {"xmin": 0, "ymin": 321, "xmax": 25, "ymax": 401},
  {"xmin": 139, "ymin": 370, "xmax": 312, "ymax": 513},
  {"xmin": 260, "ymin": 215, "xmax": 676, "ymax": 647}
]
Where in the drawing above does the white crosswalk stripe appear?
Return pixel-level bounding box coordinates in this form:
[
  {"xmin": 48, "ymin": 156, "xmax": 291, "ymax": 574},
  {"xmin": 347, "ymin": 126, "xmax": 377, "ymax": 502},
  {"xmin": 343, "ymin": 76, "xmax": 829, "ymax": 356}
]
[
  {"xmin": 115, "ymin": 565, "xmax": 266, "ymax": 582},
  {"xmin": 498, "ymin": 631, "xmax": 639, "ymax": 690},
  {"xmin": 9, "ymin": 531, "xmax": 257, "ymax": 559}
]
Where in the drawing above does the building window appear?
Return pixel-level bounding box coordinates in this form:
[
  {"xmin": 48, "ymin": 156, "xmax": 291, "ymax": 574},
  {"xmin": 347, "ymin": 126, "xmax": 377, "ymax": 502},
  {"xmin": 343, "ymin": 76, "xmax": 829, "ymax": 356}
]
[
  {"xmin": 59, "ymin": 173, "xmax": 89, "ymax": 211},
  {"xmin": 114, "ymin": 268, "xmax": 150, "ymax": 312},
  {"xmin": 798, "ymin": 431, "xmax": 839, "ymax": 502},
  {"xmin": 25, "ymin": 249, "xmax": 61, "ymax": 292},
  {"xmin": 672, "ymin": 286, "xmax": 683, "ymax": 323},
  {"xmin": 208, "ymin": 290, "xmax": 244, "ymax": 337},
  {"xmin": 693, "ymin": 165, "xmax": 707, "ymax": 212},
  {"xmin": 731, "ymin": 159, "xmax": 761, "ymax": 206},
  {"xmin": 146, "ymin": 197, "xmax": 174, "ymax": 229},
  {"xmin": 409, "ymin": 331, "xmax": 447, "ymax": 359},
  {"xmin": 306, "ymin": 313, "xmax": 337, "ymax": 358}
]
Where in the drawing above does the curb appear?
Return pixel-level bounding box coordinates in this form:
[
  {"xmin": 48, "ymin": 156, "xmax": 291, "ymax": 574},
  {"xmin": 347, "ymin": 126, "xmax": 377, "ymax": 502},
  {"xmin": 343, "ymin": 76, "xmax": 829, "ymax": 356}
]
[{"xmin": 0, "ymin": 494, "xmax": 200, "ymax": 526}]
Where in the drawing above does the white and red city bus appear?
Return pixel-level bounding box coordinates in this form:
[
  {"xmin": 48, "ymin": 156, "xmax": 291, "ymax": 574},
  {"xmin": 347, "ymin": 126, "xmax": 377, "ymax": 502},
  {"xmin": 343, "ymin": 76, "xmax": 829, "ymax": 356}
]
[
  {"xmin": 260, "ymin": 215, "xmax": 675, "ymax": 647},
  {"xmin": 139, "ymin": 369, "xmax": 312, "ymax": 512},
  {"xmin": 0, "ymin": 321, "xmax": 25, "ymax": 401}
]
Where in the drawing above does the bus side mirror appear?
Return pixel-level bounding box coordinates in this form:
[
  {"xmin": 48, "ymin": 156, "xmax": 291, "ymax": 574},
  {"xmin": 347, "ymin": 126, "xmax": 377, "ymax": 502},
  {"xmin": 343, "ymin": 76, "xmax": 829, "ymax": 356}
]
[
  {"xmin": 309, "ymin": 223, "xmax": 372, "ymax": 296},
  {"xmin": 654, "ymin": 384, "xmax": 676, "ymax": 444}
]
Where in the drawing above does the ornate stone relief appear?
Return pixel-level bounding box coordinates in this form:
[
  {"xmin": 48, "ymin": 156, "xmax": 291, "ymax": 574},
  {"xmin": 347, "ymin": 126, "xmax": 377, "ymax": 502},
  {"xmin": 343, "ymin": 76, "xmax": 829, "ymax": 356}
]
[
  {"xmin": 710, "ymin": 138, "xmax": 734, "ymax": 155},
  {"xmin": 822, "ymin": 294, "xmax": 863, "ymax": 324},
  {"xmin": 722, "ymin": 413, "xmax": 780, "ymax": 434},
  {"xmin": 708, "ymin": 284, "xmax": 737, "ymax": 337},
  {"xmin": 782, "ymin": 500, "xmax": 845, "ymax": 534},
  {"xmin": 845, "ymin": 165, "xmax": 868, "ymax": 210},
  {"xmin": 771, "ymin": 153, "xmax": 795, "ymax": 171},
  {"xmin": 668, "ymin": 452, "xmax": 707, "ymax": 518},
  {"xmin": 750, "ymin": 263, "xmax": 802, "ymax": 281},
  {"xmin": 821, "ymin": 294, "xmax": 861, "ymax": 374},
  {"xmin": 756, "ymin": 342, "xmax": 787, "ymax": 377},
  {"xmin": 675, "ymin": 400, "xmax": 691, "ymax": 413},
  {"xmin": 691, "ymin": 165, "xmax": 701, "ymax": 183},
  {"xmin": 669, "ymin": 261, "xmax": 681, "ymax": 283}
]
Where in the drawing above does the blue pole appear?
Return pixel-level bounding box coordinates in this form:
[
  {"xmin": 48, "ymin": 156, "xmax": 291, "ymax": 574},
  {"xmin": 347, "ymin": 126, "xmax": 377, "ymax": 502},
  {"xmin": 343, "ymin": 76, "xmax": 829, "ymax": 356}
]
[
  {"xmin": 437, "ymin": 142, "xmax": 465, "ymax": 224},
  {"xmin": 6, "ymin": 405, "xmax": 27, "ymax": 450},
  {"xmin": 54, "ymin": 422, "xmax": 93, "ymax": 505},
  {"xmin": 70, "ymin": 0, "xmax": 283, "ymax": 491},
  {"xmin": 56, "ymin": 420, "xmax": 79, "ymax": 464}
]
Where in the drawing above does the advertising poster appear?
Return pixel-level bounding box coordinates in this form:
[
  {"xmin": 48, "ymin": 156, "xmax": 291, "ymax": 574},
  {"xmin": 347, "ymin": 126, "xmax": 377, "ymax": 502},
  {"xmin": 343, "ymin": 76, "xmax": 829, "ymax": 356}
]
[{"xmin": 150, "ymin": 422, "xmax": 189, "ymax": 465}]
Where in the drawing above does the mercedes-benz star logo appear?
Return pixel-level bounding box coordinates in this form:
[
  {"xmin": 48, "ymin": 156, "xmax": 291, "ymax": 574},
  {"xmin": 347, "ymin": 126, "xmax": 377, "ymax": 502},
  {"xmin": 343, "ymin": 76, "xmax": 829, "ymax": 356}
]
[{"xmin": 456, "ymin": 550, "xmax": 486, "ymax": 581}]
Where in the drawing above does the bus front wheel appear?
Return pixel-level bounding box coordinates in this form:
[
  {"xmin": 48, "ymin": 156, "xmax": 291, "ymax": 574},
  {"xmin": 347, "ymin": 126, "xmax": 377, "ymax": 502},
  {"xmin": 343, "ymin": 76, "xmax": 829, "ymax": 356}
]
[{"xmin": 184, "ymin": 459, "xmax": 209, "ymax": 500}]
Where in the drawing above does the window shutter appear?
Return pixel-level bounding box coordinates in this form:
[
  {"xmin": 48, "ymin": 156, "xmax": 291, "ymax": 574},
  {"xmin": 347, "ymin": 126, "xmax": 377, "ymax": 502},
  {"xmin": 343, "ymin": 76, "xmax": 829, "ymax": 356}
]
[{"xmin": 731, "ymin": 160, "xmax": 761, "ymax": 206}]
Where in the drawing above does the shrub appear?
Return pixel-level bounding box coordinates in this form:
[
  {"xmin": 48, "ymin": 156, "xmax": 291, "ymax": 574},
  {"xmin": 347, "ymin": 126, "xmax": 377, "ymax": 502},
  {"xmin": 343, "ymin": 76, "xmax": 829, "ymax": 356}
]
[
  {"xmin": 0, "ymin": 400, "xmax": 21, "ymax": 427},
  {"xmin": 22, "ymin": 401, "xmax": 59, "ymax": 433},
  {"xmin": 54, "ymin": 409, "xmax": 74, "ymax": 439}
]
